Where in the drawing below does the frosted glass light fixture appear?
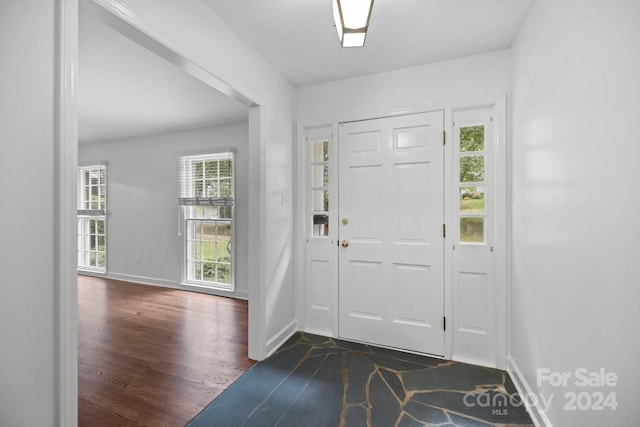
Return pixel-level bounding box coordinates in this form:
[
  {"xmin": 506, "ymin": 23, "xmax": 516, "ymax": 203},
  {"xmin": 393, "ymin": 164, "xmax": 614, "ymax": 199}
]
[{"xmin": 332, "ymin": 0, "xmax": 374, "ymax": 47}]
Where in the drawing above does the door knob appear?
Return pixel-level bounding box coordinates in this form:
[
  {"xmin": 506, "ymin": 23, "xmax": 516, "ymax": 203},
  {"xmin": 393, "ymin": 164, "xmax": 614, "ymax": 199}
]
[
  {"xmin": 341, "ymin": 240, "xmax": 350, "ymax": 247},
  {"xmin": 342, "ymin": 218, "xmax": 349, "ymax": 225}
]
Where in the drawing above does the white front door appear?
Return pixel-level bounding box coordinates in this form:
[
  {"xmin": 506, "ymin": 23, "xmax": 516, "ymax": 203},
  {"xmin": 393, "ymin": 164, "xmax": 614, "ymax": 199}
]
[{"xmin": 338, "ymin": 112, "xmax": 445, "ymax": 355}]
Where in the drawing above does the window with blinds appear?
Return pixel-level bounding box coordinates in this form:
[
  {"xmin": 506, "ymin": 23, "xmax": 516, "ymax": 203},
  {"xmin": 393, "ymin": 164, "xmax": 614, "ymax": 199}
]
[
  {"xmin": 179, "ymin": 152, "xmax": 234, "ymax": 289},
  {"xmin": 77, "ymin": 165, "xmax": 107, "ymax": 272}
]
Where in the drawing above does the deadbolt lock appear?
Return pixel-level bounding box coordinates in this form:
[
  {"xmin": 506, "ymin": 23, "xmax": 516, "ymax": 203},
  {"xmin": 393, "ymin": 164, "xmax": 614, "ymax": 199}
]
[
  {"xmin": 342, "ymin": 218, "xmax": 349, "ymax": 225},
  {"xmin": 341, "ymin": 240, "xmax": 350, "ymax": 248}
]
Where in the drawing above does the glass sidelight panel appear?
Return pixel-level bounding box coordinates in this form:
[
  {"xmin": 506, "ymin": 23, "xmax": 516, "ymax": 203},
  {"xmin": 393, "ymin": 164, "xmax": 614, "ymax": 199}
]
[
  {"xmin": 311, "ymin": 190, "xmax": 329, "ymax": 212},
  {"xmin": 460, "ymin": 125, "xmax": 485, "ymax": 152},
  {"xmin": 308, "ymin": 136, "xmax": 330, "ymax": 239},
  {"xmin": 311, "ymin": 165, "xmax": 329, "ymax": 187},
  {"xmin": 459, "ymin": 186, "xmax": 485, "ymax": 213},
  {"xmin": 312, "ymin": 214, "xmax": 329, "ymax": 237},
  {"xmin": 456, "ymin": 114, "xmax": 490, "ymax": 245},
  {"xmin": 460, "ymin": 217, "xmax": 484, "ymax": 243},
  {"xmin": 311, "ymin": 140, "xmax": 329, "ymax": 162},
  {"xmin": 460, "ymin": 155, "xmax": 485, "ymax": 183}
]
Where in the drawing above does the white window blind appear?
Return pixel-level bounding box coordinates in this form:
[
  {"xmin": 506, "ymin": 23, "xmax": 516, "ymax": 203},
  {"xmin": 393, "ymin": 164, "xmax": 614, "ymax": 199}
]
[
  {"xmin": 179, "ymin": 152, "xmax": 234, "ymax": 207},
  {"xmin": 77, "ymin": 165, "xmax": 106, "ymax": 215}
]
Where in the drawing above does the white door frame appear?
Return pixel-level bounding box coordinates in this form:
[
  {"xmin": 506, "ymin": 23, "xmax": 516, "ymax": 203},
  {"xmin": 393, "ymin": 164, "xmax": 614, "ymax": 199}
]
[
  {"xmin": 494, "ymin": 95, "xmax": 508, "ymax": 369},
  {"xmin": 55, "ymin": 1, "xmax": 80, "ymax": 424},
  {"xmin": 296, "ymin": 98, "xmax": 508, "ymax": 367},
  {"xmin": 81, "ymin": 0, "xmax": 268, "ymax": 358},
  {"xmin": 57, "ymin": 1, "xmax": 267, "ymax": 425}
]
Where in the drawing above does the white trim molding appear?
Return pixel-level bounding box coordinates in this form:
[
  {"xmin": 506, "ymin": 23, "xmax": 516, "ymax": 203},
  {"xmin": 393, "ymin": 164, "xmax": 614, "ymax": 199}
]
[
  {"xmin": 79, "ymin": 0, "xmax": 267, "ymax": 362},
  {"xmin": 55, "ymin": 0, "xmax": 79, "ymax": 425},
  {"xmin": 247, "ymin": 106, "xmax": 266, "ymax": 360},
  {"xmin": 265, "ymin": 319, "xmax": 298, "ymax": 358},
  {"xmin": 81, "ymin": 0, "xmax": 258, "ymax": 108},
  {"xmin": 494, "ymin": 94, "xmax": 509, "ymax": 369},
  {"xmin": 507, "ymin": 356, "xmax": 554, "ymax": 427}
]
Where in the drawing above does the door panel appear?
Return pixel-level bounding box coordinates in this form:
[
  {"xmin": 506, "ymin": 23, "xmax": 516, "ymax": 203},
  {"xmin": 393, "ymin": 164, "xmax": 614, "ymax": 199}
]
[
  {"xmin": 395, "ymin": 163, "xmax": 430, "ymax": 241},
  {"xmin": 349, "ymin": 261, "xmax": 383, "ymax": 319},
  {"xmin": 458, "ymin": 272, "xmax": 489, "ymax": 334},
  {"xmin": 339, "ymin": 111, "xmax": 445, "ymax": 356},
  {"xmin": 350, "ymin": 165, "xmax": 383, "ymax": 240},
  {"xmin": 392, "ymin": 264, "xmax": 431, "ymax": 326},
  {"xmin": 309, "ymin": 260, "xmax": 331, "ymax": 310}
]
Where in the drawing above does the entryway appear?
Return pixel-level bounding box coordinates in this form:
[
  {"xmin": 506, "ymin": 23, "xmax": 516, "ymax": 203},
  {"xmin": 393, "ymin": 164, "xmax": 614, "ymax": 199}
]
[{"xmin": 299, "ymin": 102, "xmax": 505, "ymax": 367}]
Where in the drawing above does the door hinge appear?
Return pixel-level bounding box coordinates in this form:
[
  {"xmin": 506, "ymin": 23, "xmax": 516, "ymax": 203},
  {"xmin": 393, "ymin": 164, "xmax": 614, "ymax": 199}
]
[
  {"xmin": 443, "ymin": 130, "xmax": 446, "ymax": 145},
  {"xmin": 443, "ymin": 224, "xmax": 446, "ymax": 238},
  {"xmin": 443, "ymin": 316, "xmax": 446, "ymax": 331}
]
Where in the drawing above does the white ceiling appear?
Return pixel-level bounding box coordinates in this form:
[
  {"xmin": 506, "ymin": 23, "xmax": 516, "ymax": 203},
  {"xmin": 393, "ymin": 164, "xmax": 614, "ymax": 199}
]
[
  {"xmin": 78, "ymin": 0, "xmax": 533, "ymax": 143},
  {"xmin": 78, "ymin": 12, "xmax": 248, "ymax": 144},
  {"xmin": 202, "ymin": 0, "xmax": 534, "ymax": 87}
]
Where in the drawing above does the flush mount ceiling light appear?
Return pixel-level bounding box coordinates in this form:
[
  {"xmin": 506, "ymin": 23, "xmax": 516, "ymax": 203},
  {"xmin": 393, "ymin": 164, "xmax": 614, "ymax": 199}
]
[{"xmin": 332, "ymin": 0, "xmax": 374, "ymax": 48}]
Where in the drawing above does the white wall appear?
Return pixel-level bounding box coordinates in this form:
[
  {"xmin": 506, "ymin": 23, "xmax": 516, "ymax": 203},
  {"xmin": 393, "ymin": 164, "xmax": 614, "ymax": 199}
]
[
  {"xmin": 0, "ymin": 1, "xmax": 59, "ymax": 426},
  {"xmin": 92, "ymin": 0, "xmax": 297, "ymax": 360},
  {"xmin": 79, "ymin": 122, "xmax": 250, "ymax": 298},
  {"xmin": 0, "ymin": 0, "xmax": 294, "ymax": 424},
  {"xmin": 510, "ymin": 0, "xmax": 640, "ymax": 425},
  {"xmin": 295, "ymin": 49, "xmax": 511, "ymax": 120}
]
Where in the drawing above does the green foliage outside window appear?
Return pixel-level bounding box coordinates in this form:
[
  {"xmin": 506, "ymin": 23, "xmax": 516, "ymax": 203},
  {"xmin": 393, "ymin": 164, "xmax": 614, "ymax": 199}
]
[
  {"xmin": 460, "ymin": 156, "xmax": 485, "ymax": 182},
  {"xmin": 460, "ymin": 125, "xmax": 484, "ymax": 152},
  {"xmin": 459, "ymin": 126, "xmax": 486, "ymax": 243}
]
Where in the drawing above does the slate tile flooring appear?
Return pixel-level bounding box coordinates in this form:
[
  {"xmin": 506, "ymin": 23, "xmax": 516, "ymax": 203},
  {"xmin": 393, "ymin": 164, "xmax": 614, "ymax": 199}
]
[{"xmin": 187, "ymin": 332, "xmax": 534, "ymax": 426}]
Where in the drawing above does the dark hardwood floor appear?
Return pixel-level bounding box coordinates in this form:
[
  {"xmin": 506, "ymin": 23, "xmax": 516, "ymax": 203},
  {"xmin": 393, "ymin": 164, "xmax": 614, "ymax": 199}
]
[{"xmin": 78, "ymin": 276, "xmax": 254, "ymax": 426}]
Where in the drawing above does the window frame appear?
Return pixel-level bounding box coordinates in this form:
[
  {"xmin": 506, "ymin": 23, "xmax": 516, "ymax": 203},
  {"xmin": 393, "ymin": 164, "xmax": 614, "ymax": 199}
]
[
  {"xmin": 77, "ymin": 164, "xmax": 107, "ymax": 273},
  {"xmin": 179, "ymin": 152, "xmax": 235, "ymax": 291},
  {"xmin": 308, "ymin": 139, "xmax": 331, "ymax": 238},
  {"xmin": 456, "ymin": 122, "xmax": 490, "ymax": 245}
]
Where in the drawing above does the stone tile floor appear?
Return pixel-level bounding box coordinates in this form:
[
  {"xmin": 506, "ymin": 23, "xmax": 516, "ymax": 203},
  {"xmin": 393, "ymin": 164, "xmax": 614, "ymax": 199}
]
[{"xmin": 188, "ymin": 332, "xmax": 534, "ymax": 426}]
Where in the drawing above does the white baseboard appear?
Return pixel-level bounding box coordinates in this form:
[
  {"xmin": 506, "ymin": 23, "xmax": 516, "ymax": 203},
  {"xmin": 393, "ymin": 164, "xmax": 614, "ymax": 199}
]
[
  {"xmin": 265, "ymin": 319, "xmax": 298, "ymax": 357},
  {"xmin": 453, "ymin": 355, "xmax": 496, "ymax": 369},
  {"xmin": 507, "ymin": 356, "xmax": 553, "ymax": 427},
  {"xmin": 303, "ymin": 326, "xmax": 334, "ymax": 338},
  {"xmin": 79, "ymin": 271, "xmax": 248, "ymax": 300}
]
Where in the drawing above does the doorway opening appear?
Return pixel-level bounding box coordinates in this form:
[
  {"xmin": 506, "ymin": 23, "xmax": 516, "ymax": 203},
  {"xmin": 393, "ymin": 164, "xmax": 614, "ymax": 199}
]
[{"xmin": 71, "ymin": 2, "xmax": 262, "ymax": 423}]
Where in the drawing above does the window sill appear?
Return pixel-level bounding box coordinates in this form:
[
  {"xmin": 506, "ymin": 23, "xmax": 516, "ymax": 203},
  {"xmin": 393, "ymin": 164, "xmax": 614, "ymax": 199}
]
[{"xmin": 182, "ymin": 280, "xmax": 234, "ymax": 293}]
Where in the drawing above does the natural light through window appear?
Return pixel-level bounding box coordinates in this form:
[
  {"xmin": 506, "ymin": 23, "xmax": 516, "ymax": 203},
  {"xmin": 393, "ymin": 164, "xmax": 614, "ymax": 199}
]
[
  {"xmin": 77, "ymin": 165, "xmax": 107, "ymax": 272},
  {"xmin": 458, "ymin": 125, "xmax": 486, "ymax": 243},
  {"xmin": 179, "ymin": 152, "xmax": 234, "ymax": 290},
  {"xmin": 310, "ymin": 139, "xmax": 330, "ymax": 237}
]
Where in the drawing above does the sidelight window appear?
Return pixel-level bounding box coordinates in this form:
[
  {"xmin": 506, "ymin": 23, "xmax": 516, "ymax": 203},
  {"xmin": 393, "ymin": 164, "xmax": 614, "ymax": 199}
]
[
  {"xmin": 458, "ymin": 125, "xmax": 487, "ymax": 243},
  {"xmin": 309, "ymin": 139, "xmax": 330, "ymax": 237}
]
